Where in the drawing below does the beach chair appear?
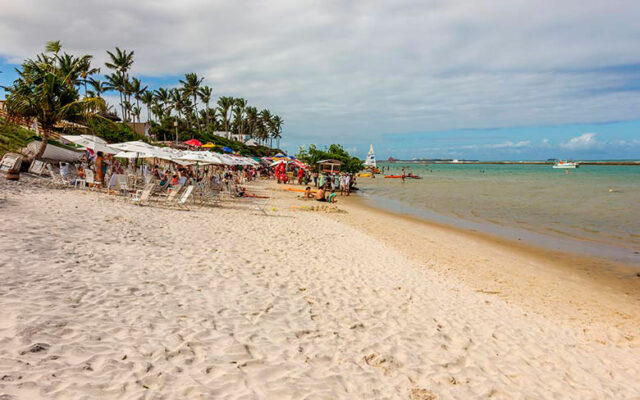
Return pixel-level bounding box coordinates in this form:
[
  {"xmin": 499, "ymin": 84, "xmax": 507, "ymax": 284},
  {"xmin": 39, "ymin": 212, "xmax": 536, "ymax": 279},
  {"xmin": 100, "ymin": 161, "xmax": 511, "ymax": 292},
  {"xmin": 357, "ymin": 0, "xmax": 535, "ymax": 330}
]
[
  {"xmin": 84, "ymin": 169, "xmax": 97, "ymax": 190},
  {"xmin": 130, "ymin": 183, "xmax": 156, "ymax": 206},
  {"xmin": 116, "ymin": 174, "xmax": 134, "ymax": 197},
  {"xmin": 45, "ymin": 163, "xmax": 65, "ymax": 186},
  {"xmin": 163, "ymin": 185, "xmax": 183, "ymax": 207},
  {"xmin": 233, "ymin": 185, "xmax": 272, "ymax": 215},
  {"xmin": 174, "ymin": 185, "xmax": 194, "ymax": 210},
  {"xmin": 28, "ymin": 160, "xmax": 46, "ymax": 176}
]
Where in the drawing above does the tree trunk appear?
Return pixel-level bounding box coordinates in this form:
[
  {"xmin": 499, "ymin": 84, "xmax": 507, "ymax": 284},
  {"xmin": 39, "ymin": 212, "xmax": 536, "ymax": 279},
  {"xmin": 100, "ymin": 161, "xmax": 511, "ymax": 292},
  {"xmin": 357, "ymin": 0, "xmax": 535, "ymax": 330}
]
[
  {"xmin": 34, "ymin": 123, "xmax": 48, "ymax": 160},
  {"xmin": 205, "ymin": 103, "xmax": 210, "ymax": 132}
]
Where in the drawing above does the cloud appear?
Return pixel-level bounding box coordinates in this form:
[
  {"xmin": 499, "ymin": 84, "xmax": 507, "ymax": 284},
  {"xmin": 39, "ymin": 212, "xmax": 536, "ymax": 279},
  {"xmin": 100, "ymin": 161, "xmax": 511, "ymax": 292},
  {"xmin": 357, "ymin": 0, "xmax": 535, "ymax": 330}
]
[
  {"xmin": 1, "ymin": 0, "xmax": 640, "ymax": 153},
  {"xmin": 560, "ymin": 133, "xmax": 599, "ymax": 150},
  {"xmin": 460, "ymin": 140, "xmax": 532, "ymax": 150}
]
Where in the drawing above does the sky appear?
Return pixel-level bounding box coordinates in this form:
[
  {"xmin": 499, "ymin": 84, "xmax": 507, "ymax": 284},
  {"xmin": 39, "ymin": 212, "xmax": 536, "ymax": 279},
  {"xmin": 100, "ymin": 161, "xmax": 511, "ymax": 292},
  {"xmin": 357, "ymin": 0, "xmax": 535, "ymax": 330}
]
[{"xmin": 1, "ymin": 0, "xmax": 640, "ymax": 160}]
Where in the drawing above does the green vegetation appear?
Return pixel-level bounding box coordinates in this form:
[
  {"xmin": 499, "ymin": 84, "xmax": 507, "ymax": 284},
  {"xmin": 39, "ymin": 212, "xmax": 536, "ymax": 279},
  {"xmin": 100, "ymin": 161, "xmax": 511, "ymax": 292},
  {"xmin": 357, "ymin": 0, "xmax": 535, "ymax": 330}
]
[
  {"xmin": 297, "ymin": 144, "xmax": 363, "ymax": 173},
  {"xmin": 0, "ymin": 117, "xmax": 32, "ymax": 157},
  {"xmin": 2, "ymin": 41, "xmax": 285, "ymax": 159},
  {"xmin": 2, "ymin": 41, "xmax": 105, "ymax": 159}
]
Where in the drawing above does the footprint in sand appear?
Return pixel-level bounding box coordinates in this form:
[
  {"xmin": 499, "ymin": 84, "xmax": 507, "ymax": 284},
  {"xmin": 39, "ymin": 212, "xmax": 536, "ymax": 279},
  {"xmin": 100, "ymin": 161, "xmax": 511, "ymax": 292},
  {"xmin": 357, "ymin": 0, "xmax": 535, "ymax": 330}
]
[{"xmin": 410, "ymin": 388, "xmax": 438, "ymax": 400}]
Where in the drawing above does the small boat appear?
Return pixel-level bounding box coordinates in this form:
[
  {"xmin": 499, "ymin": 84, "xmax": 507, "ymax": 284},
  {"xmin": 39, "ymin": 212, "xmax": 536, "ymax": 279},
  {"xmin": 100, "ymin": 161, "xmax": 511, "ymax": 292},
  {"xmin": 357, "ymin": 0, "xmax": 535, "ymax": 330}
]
[
  {"xmin": 364, "ymin": 144, "xmax": 377, "ymax": 170},
  {"xmin": 552, "ymin": 160, "xmax": 579, "ymax": 169},
  {"xmin": 24, "ymin": 139, "xmax": 84, "ymax": 162}
]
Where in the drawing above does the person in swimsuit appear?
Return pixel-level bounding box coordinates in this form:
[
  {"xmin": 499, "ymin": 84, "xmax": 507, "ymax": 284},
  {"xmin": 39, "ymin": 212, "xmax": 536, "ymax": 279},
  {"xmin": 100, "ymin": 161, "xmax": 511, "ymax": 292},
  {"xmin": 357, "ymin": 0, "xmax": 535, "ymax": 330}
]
[
  {"xmin": 304, "ymin": 186, "xmax": 314, "ymax": 199},
  {"xmin": 327, "ymin": 189, "xmax": 338, "ymax": 203},
  {"xmin": 315, "ymin": 186, "xmax": 326, "ymax": 202}
]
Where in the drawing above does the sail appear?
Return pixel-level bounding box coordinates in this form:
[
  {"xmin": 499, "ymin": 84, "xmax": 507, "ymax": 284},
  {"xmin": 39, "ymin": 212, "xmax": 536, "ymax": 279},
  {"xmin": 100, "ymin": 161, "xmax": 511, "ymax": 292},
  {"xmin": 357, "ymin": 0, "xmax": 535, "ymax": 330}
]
[{"xmin": 365, "ymin": 144, "xmax": 377, "ymax": 167}]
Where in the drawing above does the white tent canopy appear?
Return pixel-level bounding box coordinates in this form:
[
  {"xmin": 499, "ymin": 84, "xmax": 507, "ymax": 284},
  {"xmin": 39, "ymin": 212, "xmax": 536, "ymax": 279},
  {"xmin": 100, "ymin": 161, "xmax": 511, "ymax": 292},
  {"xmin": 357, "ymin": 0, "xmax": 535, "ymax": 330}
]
[
  {"xmin": 109, "ymin": 141, "xmax": 157, "ymax": 154},
  {"xmin": 61, "ymin": 135, "xmax": 118, "ymax": 154},
  {"xmin": 63, "ymin": 138, "xmax": 262, "ymax": 168},
  {"xmin": 114, "ymin": 151, "xmax": 156, "ymax": 159}
]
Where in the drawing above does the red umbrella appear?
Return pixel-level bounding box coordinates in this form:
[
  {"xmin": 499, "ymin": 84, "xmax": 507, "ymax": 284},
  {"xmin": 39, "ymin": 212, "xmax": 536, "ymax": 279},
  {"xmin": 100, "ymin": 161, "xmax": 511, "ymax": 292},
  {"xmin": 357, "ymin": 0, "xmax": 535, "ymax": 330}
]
[{"xmin": 184, "ymin": 139, "xmax": 202, "ymax": 147}]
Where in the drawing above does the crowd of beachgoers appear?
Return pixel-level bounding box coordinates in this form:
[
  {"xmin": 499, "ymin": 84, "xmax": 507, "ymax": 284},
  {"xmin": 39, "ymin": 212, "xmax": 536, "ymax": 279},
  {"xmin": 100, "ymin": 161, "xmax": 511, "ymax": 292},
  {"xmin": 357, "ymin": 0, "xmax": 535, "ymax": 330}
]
[{"xmin": 46, "ymin": 147, "xmax": 360, "ymax": 206}]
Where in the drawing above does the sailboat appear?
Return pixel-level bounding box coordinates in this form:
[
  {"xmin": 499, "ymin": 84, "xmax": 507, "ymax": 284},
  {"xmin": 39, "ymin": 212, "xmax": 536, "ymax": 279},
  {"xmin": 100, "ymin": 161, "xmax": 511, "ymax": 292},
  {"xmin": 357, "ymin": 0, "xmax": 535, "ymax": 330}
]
[
  {"xmin": 365, "ymin": 144, "xmax": 377, "ymax": 169},
  {"xmin": 362, "ymin": 144, "xmax": 382, "ymax": 175}
]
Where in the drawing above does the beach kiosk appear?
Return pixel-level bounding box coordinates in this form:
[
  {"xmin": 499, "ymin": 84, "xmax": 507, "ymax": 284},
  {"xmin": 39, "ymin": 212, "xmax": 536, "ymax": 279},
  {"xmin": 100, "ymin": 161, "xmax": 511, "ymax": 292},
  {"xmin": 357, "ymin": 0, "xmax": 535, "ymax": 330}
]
[{"xmin": 318, "ymin": 159, "xmax": 343, "ymax": 173}]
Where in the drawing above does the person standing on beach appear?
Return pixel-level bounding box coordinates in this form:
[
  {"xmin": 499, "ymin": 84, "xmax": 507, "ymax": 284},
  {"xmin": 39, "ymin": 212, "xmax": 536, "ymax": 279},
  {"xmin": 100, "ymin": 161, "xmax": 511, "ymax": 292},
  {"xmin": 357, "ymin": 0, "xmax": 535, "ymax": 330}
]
[
  {"xmin": 344, "ymin": 174, "xmax": 351, "ymax": 196},
  {"xmin": 95, "ymin": 151, "xmax": 106, "ymax": 186},
  {"xmin": 313, "ymin": 172, "xmax": 318, "ymax": 187}
]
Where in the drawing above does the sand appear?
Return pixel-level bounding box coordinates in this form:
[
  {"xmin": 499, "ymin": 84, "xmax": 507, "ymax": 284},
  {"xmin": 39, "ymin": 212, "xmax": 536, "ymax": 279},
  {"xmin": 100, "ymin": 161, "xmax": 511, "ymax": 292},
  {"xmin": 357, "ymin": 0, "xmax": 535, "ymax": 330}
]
[{"xmin": 1, "ymin": 178, "xmax": 639, "ymax": 399}]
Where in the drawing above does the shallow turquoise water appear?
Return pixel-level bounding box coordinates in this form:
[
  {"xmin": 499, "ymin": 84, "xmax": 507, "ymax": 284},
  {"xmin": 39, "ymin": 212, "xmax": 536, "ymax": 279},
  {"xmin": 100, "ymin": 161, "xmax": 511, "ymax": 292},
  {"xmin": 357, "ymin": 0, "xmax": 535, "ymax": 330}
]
[{"xmin": 357, "ymin": 163, "xmax": 640, "ymax": 264}]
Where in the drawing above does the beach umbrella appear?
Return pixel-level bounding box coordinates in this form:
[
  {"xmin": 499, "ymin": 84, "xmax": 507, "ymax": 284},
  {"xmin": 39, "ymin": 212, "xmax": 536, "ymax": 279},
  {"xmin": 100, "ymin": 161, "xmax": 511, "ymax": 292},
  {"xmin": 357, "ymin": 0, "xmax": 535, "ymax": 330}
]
[
  {"xmin": 185, "ymin": 139, "xmax": 202, "ymax": 147},
  {"xmin": 61, "ymin": 135, "xmax": 118, "ymax": 154},
  {"xmin": 178, "ymin": 151, "xmax": 223, "ymax": 164},
  {"xmin": 114, "ymin": 151, "xmax": 155, "ymax": 159},
  {"xmin": 202, "ymin": 142, "xmax": 217, "ymax": 148},
  {"xmin": 109, "ymin": 141, "xmax": 157, "ymax": 154},
  {"xmin": 270, "ymin": 160, "xmax": 288, "ymax": 167},
  {"xmin": 222, "ymin": 146, "xmax": 233, "ymax": 153}
]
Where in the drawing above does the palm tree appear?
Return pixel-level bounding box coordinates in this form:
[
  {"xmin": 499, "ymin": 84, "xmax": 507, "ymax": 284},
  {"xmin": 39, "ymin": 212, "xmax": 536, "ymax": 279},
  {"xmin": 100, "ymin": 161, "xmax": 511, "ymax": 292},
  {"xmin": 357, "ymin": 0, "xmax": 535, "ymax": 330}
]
[
  {"xmin": 104, "ymin": 47, "xmax": 134, "ymax": 119},
  {"xmin": 123, "ymin": 100, "xmax": 133, "ymax": 123},
  {"xmin": 78, "ymin": 58, "xmax": 100, "ymax": 98},
  {"xmin": 259, "ymin": 109, "xmax": 272, "ymax": 147},
  {"xmin": 45, "ymin": 40, "xmax": 61, "ymax": 54},
  {"xmin": 104, "ymin": 71, "xmax": 128, "ymax": 120},
  {"xmin": 198, "ymin": 85, "xmax": 213, "ymax": 132},
  {"xmin": 139, "ymin": 90, "xmax": 154, "ymax": 122},
  {"xmin": 154, "ymin": 88, "xmax": 171, "ymax": 120},
  {"xmin": 217, "ymin": 96, "xmax": 235, "ymax": 133},
  {"xmin": 132, "ymin": 105, "xmax": 142, "ymax": 123},
  {"xmin": 169, "ymin": 88, "xmax": 186, "ymax": 126},
  {"xmin": 179, "ymin": 73, "xmax": 204, "ymax": 130},
  {"xmin": 88, "ymin": 78, "xmax": 107, "ymax": 98},
  {"xmin": 234, "ymin": 98, "xmax": 247, "ymax": 138},
  {"xmin": 271, "ymin": 115, "xmax": 283, "ymax": 149},
  {"xmin": 4, "ymin": 41, "xmax": 105, "ymax": 159},
  {"xmin": 129, "ymin": 77, "xmax": 147, "ymax": 120},
  {"xmin": 245, "ymin": 106, "xmax": 258, "ymax": 138}
]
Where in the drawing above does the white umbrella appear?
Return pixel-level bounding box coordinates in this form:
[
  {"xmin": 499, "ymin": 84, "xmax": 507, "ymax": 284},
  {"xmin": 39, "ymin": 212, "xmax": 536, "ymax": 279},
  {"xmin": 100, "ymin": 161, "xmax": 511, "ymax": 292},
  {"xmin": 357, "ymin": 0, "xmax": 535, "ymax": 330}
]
[
  {"xmin": 154, "ymin": 147, "xmax": 185, "ymax": 161},
  {"xmin": 61, "ymin": 135, "xmax": 118, "ymax": 154},
  {"xmin": 109, "ymin": 141, "xmax": 157, "ymax": 154},
  {"xmin": 114, "ymin": 151, "xmax": 156, "ymax": 159},
  {"xmin": 178, "ymin": 151, "xmax": 223, "ymax": 164}
]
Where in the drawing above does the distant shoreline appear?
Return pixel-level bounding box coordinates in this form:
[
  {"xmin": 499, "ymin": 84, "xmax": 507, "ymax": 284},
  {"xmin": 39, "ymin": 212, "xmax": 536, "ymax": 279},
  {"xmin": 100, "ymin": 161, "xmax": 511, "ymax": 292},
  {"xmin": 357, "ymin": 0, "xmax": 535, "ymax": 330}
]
[{"xmin": 384, "ymin": 160, "xmax": 640, "ymax": 165}]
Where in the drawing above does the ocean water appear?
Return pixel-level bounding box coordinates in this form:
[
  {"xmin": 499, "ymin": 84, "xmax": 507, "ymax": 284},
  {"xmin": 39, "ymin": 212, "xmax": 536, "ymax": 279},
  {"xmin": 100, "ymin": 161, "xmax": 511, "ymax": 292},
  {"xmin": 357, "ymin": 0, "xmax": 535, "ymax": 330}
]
[{"xmin": 357, "ymin": 162, "xmax": 640, "ymax": 265}]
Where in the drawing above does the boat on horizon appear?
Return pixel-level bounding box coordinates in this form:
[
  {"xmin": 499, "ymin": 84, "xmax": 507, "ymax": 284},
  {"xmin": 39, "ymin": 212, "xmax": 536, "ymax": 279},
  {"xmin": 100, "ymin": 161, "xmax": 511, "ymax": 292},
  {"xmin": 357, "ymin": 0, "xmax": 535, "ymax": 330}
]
[{"xmin": 552, "ymin": 160, "xmax": 579, "ymax": 169}]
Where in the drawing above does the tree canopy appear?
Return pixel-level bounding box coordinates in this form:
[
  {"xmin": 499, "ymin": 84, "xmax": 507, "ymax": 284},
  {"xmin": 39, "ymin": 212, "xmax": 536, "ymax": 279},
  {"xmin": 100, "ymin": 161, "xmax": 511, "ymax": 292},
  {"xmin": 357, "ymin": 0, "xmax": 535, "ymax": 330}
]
[{"xmin": 297, "ymin": 144, "xmax": 363, "ymax": 173}]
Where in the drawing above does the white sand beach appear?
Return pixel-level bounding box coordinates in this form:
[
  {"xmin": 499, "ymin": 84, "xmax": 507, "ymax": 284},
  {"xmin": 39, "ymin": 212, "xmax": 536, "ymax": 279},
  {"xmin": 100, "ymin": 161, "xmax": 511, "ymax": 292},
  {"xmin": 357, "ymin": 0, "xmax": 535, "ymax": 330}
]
[{"xmin": 1, "ymin": 179, "xmax": 639, "ymax": 399}]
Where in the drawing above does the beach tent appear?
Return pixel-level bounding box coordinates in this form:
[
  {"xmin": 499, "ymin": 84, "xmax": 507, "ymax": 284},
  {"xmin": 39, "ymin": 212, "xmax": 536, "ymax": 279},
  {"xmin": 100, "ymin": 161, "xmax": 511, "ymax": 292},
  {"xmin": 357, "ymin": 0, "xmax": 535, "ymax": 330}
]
[
  {"xmin": 216, "ymin": 153, "xmax": 242, "ymax": 165},
  {"xmin": 318, "ymin": 159, "xmax": 343, "ymax": 173}
]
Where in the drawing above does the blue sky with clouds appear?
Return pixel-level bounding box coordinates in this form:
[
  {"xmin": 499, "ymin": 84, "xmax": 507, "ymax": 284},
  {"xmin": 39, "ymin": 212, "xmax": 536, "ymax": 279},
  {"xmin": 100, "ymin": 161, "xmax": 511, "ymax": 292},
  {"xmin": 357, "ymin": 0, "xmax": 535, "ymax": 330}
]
[{"xmin": 1, "ymin": 0, "xmax": 639, "ymax": 160}]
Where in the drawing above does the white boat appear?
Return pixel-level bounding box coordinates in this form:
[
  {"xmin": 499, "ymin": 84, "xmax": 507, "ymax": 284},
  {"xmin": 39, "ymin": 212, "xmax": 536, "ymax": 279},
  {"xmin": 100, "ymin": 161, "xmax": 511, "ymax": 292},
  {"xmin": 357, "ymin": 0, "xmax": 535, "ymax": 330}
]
[
  {"xmin": 24, "ymin": 139, "xmax": 84, "ymax": 162},
  {"xmin": 365, "ymin": 144, "xmax": 377, "ymax": 168},
  {"xmin": 552, "ymin": 160, "xmax": 579, "ymax": 169}
]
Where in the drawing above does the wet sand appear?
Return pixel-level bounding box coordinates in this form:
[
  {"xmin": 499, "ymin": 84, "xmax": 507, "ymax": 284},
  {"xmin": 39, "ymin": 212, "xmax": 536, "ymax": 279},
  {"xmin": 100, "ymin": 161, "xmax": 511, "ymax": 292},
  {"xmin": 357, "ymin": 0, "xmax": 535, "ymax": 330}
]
[{"xmin": 326, "ymin": 192, "xmax": 640, "ymax": 345}]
